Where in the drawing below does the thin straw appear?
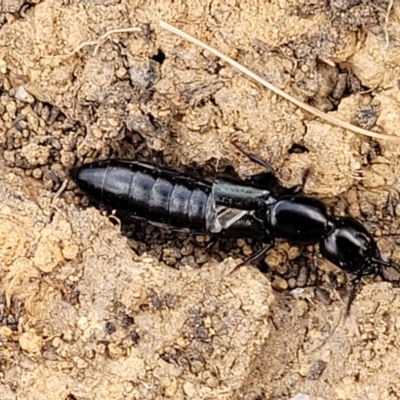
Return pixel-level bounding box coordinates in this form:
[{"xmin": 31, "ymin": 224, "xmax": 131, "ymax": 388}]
[{"xmin": 160, "ymin": 20, "xmax": 399, "ymax": 142}]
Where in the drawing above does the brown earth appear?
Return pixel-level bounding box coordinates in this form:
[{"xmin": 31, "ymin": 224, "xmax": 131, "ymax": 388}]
[{"xmin": 1, "ymin": 1, "xmax": 400, "ymax": 399}]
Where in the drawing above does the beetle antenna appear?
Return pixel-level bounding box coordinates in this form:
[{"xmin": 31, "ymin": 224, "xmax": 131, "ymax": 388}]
[
  {"xmin": 227, "ymin": 242, "xmax": 274, "ymax": 276},
  {"xmin": 371, "ymin": 257, "xmax": 400, "ymax": 273},
  {"xmin": 391, "ymin": 262, "xmax": 400, "ymax": 274},
  {"xmin": 230, "ymin": 140, "xmax": 276, "ymax": 175}
]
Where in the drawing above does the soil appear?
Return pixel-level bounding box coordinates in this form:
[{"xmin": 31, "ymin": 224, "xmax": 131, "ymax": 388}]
[{"xmin": 1, "ymin": 0, "xmax": 400, "ymax": 399}]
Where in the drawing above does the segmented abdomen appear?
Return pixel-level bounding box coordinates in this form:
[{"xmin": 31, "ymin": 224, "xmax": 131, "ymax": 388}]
[{"xmin": 72, "ymin": 160, "xmax": 212, "ymax": 232}]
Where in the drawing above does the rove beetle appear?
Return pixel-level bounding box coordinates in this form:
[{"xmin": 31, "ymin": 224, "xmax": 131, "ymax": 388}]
[{"xmin": 72, "ymin": 142, "xmax": 399, "ymax": 314}]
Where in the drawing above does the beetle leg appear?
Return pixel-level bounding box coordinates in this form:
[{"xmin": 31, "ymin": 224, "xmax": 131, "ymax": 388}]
[
  {"xmin": 243, "ymin": 168, "xmax": 310, "ymax": 198},
  {"xmin": 228, "ymin": 241, "xmax": 275, "ymax": 275},
  {"xmin": 244, "ymin": 172, "xmax": 279, "ymax": 187},
  {"xmin": 345, "ymin": 276, "xmax": 361, "ymax": 316},
  {"xmin": 281, "ymin": 168, "xmax": 311, "ymax": 196},
  {"xmin": 301, "ymin": 167, "xmax": 311, "ymax": 189},
  {"xmin": 281, "ymin": 184, "xmax": 303, "ymax": 196}
]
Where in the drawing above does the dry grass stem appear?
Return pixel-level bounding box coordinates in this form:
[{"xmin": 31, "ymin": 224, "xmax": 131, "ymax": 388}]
[
  {"xmin": 44, "ymin": 27, "xmax": 142, "ymax": 59},
  {"xmin": 160, "ymin": 20, "xmax": 399, "ymax": 142}
]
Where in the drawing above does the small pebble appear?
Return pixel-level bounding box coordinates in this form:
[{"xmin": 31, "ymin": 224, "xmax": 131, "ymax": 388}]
[
  {"xmin": 314, "ymin": 287, "xmax": 332, "ymax": 305},
  {"xmin": 307, "ymin": 360, "xmax": 327, "ymax": 380},
  {"xmin": 0, "ymin": 326, "xmax": 12, "ymax": 337},
  {"xmin": 77, "ymin": 316, "xmax": 89, "ymax": 331},
  {"xmin": 183, "ymin": 382, "xmax": 196, "ymax": 397},
  {"xmin": 289, "ymin": 394, "xmax": 311, "ymax": 400},
  {"xmin": 32, "ymin": 168, "xmax": 43, "ymax": 179},
  {"xmin": 181, "ymin": 242, "xmax": 193, "ymax": 256},
  {"xmin": 130, "ymin": 330, "xmax": 140, "ymax": 344},
  {"xmin": 176, "ymin": 337, "xmax": 187, "ymax": 348},
  {"xmin": 121, "ymin": 315, "xmax": 134, "ymax": 327},
  {"xmin": 62, "ymin": 244, "xmax": 79, "ymax": 260},
  {"xmin": 272, "ymin": 276, "xmax": 288, "ymax": 291},
  {"xmin": 297, "ymin": 266, "xmax": 308, "ymax": 287},
  {"xmin": 236, "ymin": 238, "xmax": 246, "ymax": 247},
  {"xmin": 52, "ymin": 337, "xmax": 62, "ymax": 348},
  {"xmin": 242, "ymin": 244, "xmax": 253, "ymax": 256},
  {"xmin": 165, "ymin": 378, "xmax": 177, "ymax": 397},
  {"xmin": 14, "ymin": 86, "xmax": 34, "ymax": 103},
  {"xmin": 194, "ymin": 249, "xmax": 210, "ymax": 264},
  {"xmin": 162, "ymin": 248, "xmax": 181, "ymax": 266},
  {"xmin": 287, "ymin": 278, "xmax": 297, "ymax": 289},
  {"xmin": 105, "ymin": 321, "xmax": 116, "ymax": 335},
  {"xmin": 19, "ymin": 329, "xmax": 42, "ymax": 354}
]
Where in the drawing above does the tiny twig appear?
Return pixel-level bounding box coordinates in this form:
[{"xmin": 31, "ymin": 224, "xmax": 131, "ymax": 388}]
[
  {"xmin": 384, "ymin": 0, "xmax": 394, "ymax": 49},
  {"xmin": 52, "ymin": 179, "xmax": 68, "ymax": 206},
  {"xmin": 50, "ymin": 179, "xmax": 69, "ymax": 219},
  {"xmin": 159, "ymin": 20, "xmax": 400, "ymax": 142},
  {"xmin": 44, "ymin": 27, "xmax": 141, "ymax": 59},
  {"xmin": 306, "ymin": 311, "xmax": 343, "ymax": 354}
]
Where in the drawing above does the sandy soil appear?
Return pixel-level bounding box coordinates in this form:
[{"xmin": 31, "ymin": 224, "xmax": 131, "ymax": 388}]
[
  {"xmin": 0, "ymin": 168, "xmax": 273, "ymax": 399},
  {"xmin": 1, "ymin": 0, "xmax": 400, "ymax": 399}
]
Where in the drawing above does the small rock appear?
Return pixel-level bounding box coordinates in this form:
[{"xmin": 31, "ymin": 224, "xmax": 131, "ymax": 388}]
[
  {"xmin": 73, "ymin": 356, "xmax": 88, "ymax": 369},
  {"xmin": 307, "ymin": 360, "xmax": 327, "ymax": 380},
  {"xmin": 19, "ymin": 329, "xmax": 43, "ymax": 354},
  {"xmin": 165, "ymin": 379, "xmax": 177, "ymax": 397},
  {"xmin": 20, "ymin": 143, "xmax": 50, "ymax": 166},
  {"xmin": 62, "ymin": 243, "xmax": 79, "ymax": 260},
  {"xmin": 0, "ymin": 326, "xmax": 13, "ymax": 337},
  {"xmin": 289, "ymin": 394, "xmax": 311, "ymax": 400},
  {"xmin": 182, "ymin": 381, "xmax": 196, "ymax": 397},
  {"xmin": 77, "ymin": 316, "xmax": 89, "ymax": 331},
  {"xmin": 0, "ymin": 59, "xmax": 7, "ymax": 74},
  {"xmin": 14, "ymin": 86, "xmax": 35, "ymax": 103},
  {"xmin": 32, "ymin": 168, "xmax": 43, "ymax": 179},
  {"xmin": 52, "ymin": 337, "xmax": 62, "ymax": 348},
  {"xmin": 272, "ymin": 276, "xmax": 288, "ymax": 291},
  {"xmin": 33, "ymin": 240, "xmax": 64, "ymax": 273}
]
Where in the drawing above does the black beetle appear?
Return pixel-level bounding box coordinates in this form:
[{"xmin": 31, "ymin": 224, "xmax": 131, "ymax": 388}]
[{"xmin": 72, "ymin": 143, "xmax": 399, "ymax": 313}]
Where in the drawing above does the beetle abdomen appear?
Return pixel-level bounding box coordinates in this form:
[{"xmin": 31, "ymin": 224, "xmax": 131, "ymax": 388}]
[{"xmin": 72, "ymin": 160, "xmax": 211, "ymax": 231}]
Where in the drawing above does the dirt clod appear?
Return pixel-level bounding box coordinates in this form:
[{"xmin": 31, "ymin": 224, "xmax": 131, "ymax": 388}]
[{"xmin": 0, "ymin": 168, "xmax": 272, "ymax": 399}]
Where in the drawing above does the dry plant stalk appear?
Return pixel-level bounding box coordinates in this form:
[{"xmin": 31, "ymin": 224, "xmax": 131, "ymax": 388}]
[
  {"xmin": 384, "ymin": 0, "xmax": 394, "ymax": 49},
  {"xmin": 160, "ymin": 20, "xmax": 399, "ymax": 142},
  {"xmin": 44, "ymin": 27, "xmax": 142, "ymax": 59}
]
